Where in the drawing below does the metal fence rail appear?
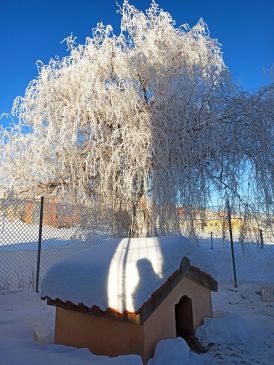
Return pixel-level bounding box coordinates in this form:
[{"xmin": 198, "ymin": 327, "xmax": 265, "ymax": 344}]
[{"xmin": 0, "ymin": 197, "xmax": 273, "ymax": 292}]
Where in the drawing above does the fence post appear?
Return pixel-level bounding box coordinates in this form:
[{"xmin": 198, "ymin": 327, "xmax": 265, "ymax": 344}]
[
  {"xmin": 226, "ymin": 199, "xmax": 238, "ymax": 288},
  {"xmin": 210, "ymin": 231, "xmax": 213, "ymax": 250},
  {"xmin": 259, "ymin": 229, "xmax": 264, "ymax": 249},
  {"xmin": 35, "ymin": 196, "xmax": 44, "ymax": 292}
]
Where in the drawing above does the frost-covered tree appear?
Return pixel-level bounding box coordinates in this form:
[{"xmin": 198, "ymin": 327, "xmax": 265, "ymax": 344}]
[{"xmin": 1, "ymin": 1, "xmax": 273, "ymax": 236}]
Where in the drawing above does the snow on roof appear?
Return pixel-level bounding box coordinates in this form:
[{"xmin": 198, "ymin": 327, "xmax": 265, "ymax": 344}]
[{"xmin": 41, "ymin": 235, "xmax": 216, "ymax": 314}]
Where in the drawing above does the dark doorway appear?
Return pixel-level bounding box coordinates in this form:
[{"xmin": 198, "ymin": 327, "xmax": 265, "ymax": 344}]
[{"xmin": 175, "ymin": 295, "xmax": 194, "ymax": 339}]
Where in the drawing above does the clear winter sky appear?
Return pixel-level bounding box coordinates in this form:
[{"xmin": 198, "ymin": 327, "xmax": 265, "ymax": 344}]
[{"xmin": 0, "ymin": 0, "xmax": 273, "ymax": 128}]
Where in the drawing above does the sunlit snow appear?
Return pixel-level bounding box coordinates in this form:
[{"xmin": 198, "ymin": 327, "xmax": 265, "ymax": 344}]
[
  {"xmin": 107, "ymin": 237, "xmax": 163, "ymax": 312},
  {"xmin": 41, "ymin": 235, "xmax": 214, "ymax": 312}
]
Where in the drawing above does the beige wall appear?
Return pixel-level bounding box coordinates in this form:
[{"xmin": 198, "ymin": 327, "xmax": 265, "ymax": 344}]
[
  {"xmin": 54, "ymin": 277, "xmax": 212, "ymax": 364},
  {"xmin": 143, "ymin": 277, "xmax": 212, "ymax": 362},
  {"xmin": 55, "ymin": 307, "xmax": 144, "ymax": 357}
]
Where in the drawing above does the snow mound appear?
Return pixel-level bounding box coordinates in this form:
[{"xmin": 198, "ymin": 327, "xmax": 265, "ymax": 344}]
[
  {"xmin": 0, "ymin": 340, "xmax": 143, "ymax": 365},
  {"xmin": 148, "ymin": 337, "xmax": 214, "ymax": 365},
  {"xmin": 41, "ymin": 235, "xmax": 216, "ymax": 313},
  {"xmin": 148, "ymin": 338, "xmax": 189, "ymax": 365},
  {"xmin": 196, "ymin": 312, "xmax": 265, "ymax": 345}
]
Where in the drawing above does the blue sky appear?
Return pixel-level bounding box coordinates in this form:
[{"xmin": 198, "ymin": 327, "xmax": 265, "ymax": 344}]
[{"xmin": 0, "ymin": 0, "xmax": 273, "ymax": 128}]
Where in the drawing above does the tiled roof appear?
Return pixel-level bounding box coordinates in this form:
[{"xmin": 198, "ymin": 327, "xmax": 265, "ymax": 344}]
[{"xmin": 42, "ymin": 256, "xmax": 217, "ymax": 325}]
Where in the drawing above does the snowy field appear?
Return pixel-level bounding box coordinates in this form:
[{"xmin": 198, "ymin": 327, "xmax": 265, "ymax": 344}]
[
  {"xmin": 0, "ymin": 218, "xmax": 273, "ymax": 364},
  {"xmin": 200, "ymin": 239, "xmax": 274, "ymax": 288},
  {"xmin": 198, "ymin": 283, "xmax": 274, "ymax": 364},
  {"xmin": 0, "ymin": 284, "xmax": 273, "ymax": 365},
  {"xmin": 0, "ymin": 217, "xmax": 273, "ymax": 291},
  {"xmin": 0, "ymin": 217, "xmax": 94, "ymax": 290}
]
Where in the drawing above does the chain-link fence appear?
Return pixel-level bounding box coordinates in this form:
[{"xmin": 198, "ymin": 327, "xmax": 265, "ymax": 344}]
[
  {"xmin": 186, "ymin": 204, "xmax": 274, "ymax": 289},
  {"xmin": 0, "ymin": 198, "xmax": 90, "ymax": 291},
  {"xmin": 0, "ymin": 197, "xmax": 273, "ymax": 292}
]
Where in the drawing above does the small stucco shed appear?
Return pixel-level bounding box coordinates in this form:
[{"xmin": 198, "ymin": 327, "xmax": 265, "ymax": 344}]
[{"xmin": 41, "ymin": 235, "xmax": 217, "ymax": 364}]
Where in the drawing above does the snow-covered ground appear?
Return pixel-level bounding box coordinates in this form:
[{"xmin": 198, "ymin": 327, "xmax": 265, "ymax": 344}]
[
  {"xmin": 1, "ymin": 217, "xmax": 273, "ymax": 291},
  {"xmin": 0, "ymin": 217, "xmax": 93, "ymax": 290},
  {"xmin": 198, "ymin": 283, "xmax": 274, "ymax": 365},
  {"xmin": 0, "ymin": 216, "xmax": 79, "ymax": 246},
  {"xmin": 202, "ymin": 239, "xmax": 274, "ymax": 288},
  {"xmin": 0, "ymin": 291, "xmax": 142, "ymax": 365},
  {"xmin": 0, "ymin": 217, "xmax": 273, "ymax": 364},
  {"xmin": 0, "ymin": 283, "xmax": 273, "ymax": 365}
]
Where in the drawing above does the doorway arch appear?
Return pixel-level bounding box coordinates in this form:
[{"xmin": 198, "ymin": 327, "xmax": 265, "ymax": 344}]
[{"xmin": 175, "ymin": 295, "xmax": 194, "ymax": 339}]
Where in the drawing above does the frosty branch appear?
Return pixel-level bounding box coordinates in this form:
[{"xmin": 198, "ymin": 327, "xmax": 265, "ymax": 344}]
[{"xmin": 0, "ymin": 1, "xmax": 273, "ymax": 236}]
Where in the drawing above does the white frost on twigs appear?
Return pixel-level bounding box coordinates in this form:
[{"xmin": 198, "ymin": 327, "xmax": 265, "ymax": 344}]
[{"xmin": 1, "ymin": 1, "xmax": 273, "ymax": 235}]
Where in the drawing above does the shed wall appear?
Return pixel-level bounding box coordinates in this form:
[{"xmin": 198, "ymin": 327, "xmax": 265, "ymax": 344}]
[
  {"xmin": 54, "ymin": 277, "xmax": 213, "ymax": 364},
  {"xmin": 55, "ymin": 307, "xmax": 144, "ymax": 358},
  {"xmin": 143, "ymin": 277, "xmax": 212, "ymax": 362}
]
